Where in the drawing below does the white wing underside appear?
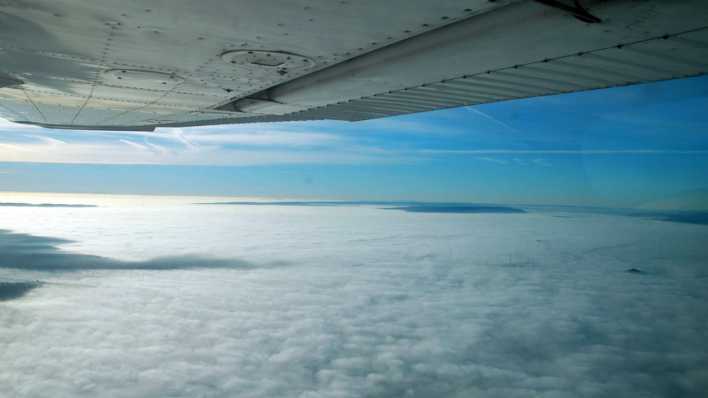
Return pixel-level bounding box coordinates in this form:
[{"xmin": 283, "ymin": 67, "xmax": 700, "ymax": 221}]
[{"xmin": 0, "ymin": 0, "xmax": 707, "ymax": 131}]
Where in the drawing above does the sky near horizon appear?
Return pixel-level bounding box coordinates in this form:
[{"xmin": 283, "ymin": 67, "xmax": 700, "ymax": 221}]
[{"xmin": 0, "ymin": 75, "xmax": 707, "ymax": 208}]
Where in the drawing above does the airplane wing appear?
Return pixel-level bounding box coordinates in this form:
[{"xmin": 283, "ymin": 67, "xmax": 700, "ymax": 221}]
[{"xmin": 0, "ymin": 0, "xmax": 707, "ymax": 131}]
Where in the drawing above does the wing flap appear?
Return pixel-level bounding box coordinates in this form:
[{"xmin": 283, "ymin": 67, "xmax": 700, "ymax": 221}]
[{"xmin": 267, "ymin": 27, "xmax": 708, "ymax": 123}]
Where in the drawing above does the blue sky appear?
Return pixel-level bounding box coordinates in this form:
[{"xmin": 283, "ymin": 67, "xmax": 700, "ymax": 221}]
[{"xmin": 1, "ymin": 75, "xmax": 707, "ymax": 208}]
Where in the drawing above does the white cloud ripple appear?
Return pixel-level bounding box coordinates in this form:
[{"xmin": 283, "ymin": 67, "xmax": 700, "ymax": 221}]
[{"xmin": 1, "ymin": 207, "xmax": 707, "ymax": 397}]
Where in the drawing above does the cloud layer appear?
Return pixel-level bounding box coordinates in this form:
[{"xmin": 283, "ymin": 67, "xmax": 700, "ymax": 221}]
[{"xmin": 1, "ymin": 206, "xmax": 708, "ymax": 397}]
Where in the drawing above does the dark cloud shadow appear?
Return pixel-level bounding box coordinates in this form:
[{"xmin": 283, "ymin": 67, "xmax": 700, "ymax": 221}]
[
  {"xmin": 196, "ymin": 200, "xmax": 422, "ymax": 207},
  {"xmin": 0, "ymin": 281, "xmax": 42, "ymax": 301},
  {"xmin": 525, "ymin": 205, "xmax": 708, "ymax": 225},
  {"xmin": 384, "ymin": 205, "xmax": 526, "ymax": 214},
  {"xmin": 641, "ymin": 211, "xmax": 708, "ymax": 225},
  {"xmin": 197, "ymin": 200, "xmax": 526, "ymax": 214},
  {"xmin": 198, "ymin": 200, "xmax": 708, "ymax": 220},
  {"xmin": 594, "ymin": 208, "xmax": 708, "ymax": 226},
  {"xmin": 0, "ymin": 229, "xmax": 257, "ymax": 271}
]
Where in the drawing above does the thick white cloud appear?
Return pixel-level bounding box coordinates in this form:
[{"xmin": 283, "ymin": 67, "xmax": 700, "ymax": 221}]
[{"xmin": 1, "ymin": 205, "xmax": 708, "ymax": 397}]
